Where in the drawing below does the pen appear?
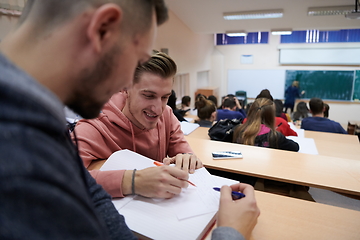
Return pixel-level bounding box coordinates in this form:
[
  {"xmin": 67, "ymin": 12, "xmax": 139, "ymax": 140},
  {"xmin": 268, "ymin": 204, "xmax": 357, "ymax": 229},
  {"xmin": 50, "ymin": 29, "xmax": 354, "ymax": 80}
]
[
  {"xmin": 213, "ymin": 187, "xmax": 246, "ymax": 200},
  {"xmin": 276, "ymin": 122, "xmax": 283, "ymax": 129},
  {"xmin": 153, "ymin": 161, "xmax": 197, "ymax": 187}
]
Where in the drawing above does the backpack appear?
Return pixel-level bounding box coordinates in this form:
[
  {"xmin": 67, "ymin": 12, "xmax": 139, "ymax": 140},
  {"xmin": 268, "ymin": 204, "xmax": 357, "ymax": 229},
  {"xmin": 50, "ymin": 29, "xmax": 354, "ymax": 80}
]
[{"xmin": 208, "ymin": 119, "xmax": 242, "ymax": 142}]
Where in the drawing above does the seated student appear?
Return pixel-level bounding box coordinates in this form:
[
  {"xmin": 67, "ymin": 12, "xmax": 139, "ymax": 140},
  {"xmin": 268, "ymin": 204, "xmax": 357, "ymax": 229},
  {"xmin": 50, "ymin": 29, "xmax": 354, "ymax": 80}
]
[
  {"xmin": 292, "ymin": 101, "xmax": 310, "ymax": 122},
  {"xmin": 233, "ymin": 98, "xmax": 299, "ymax": 152},
  {"xmin": 74, "ymin": 52, "xmax": 203, "ymax": 198},
  {"xmin": 274, "ymin": 99, "xmax": 288, "ymax": 122},
  {"xmin": 208, "ymin": 95, "xmax": 219, "ymax": 108},
  {"xmin": 217, "ymin": 97, "xmax": 246, "ymax": 121},
  {"xmin": 181, "ymin": 95, "xmax": 191, "ymax": 112},
  {"xmin": 243, "ymin": 90, "xmax": 298, "ymax": 137},
  {"xmin": 324, "ymin": 103, "xmax": 330, "ymax": 118},
  {"xmin": 194, "ymin": 95, "xmax": 217, "ymax": 127},
  {"xmin": 301, "ymin": 98, "xmax": 347, "ymax": 134},
  {"xmin": 167, "ymin": 90, "xmax": 187, "ymax": 121}
]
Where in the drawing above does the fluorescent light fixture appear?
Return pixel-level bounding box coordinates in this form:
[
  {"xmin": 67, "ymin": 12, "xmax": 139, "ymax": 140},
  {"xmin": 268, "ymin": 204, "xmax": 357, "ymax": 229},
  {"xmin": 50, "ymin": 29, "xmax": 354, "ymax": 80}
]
[
  {"xmin": 307, "ymin": 6, "xmax": 353, "ymax": 16},
  {"xmin": 271, "ymin": 29, "xmax": 292, "ymax": 35},
  {"xmin": 225, "ymin": 31, "xmax": 247, "ymax": 37},
  {"xmin": 223, "ymin": 9, "xmax": 283, "ymax": 20}
]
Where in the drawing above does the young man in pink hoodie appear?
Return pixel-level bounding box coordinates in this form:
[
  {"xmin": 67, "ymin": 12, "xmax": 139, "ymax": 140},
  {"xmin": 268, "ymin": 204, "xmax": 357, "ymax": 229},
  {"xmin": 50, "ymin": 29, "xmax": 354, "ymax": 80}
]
[{"xmin": 74, "ymin": 52, "xmax": 203, "ymax": 198}]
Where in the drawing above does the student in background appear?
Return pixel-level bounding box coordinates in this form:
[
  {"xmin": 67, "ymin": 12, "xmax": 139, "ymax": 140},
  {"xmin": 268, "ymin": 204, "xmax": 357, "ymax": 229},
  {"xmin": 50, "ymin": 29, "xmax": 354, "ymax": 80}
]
[
  {"xmin": 74, "ymin": 52, "xmax": 202, "ymax": 198},
  {"xmin": 181, "ymin": 95, "xmax": 191, "ymax": 112},
  {"xmin": 208, "ymin": 95, "xmax": 219, "ymax": 108},
  {"xmin": 167, "ymin": 90, "xmax": 187, "ymax": 121},
  {"xmin": 217, "ymin": 97, "xmax": 246, "ymax": 121},
  {"xmin": 324, "ymin": 103, "xmax": 330, "ymax": 118},
  {"xmin": 233, "ymin": 98, "xmax": 299, "ymax": 152},
  {"xmin": 243, "ymin": 90, "xmax": 298, "ymax": 136},
  {"xmin": 274, "ymin": 99, "xmax": 288, "ymax": 121},
  {"xmin": 194, "ymin": 95, "xmax": 217, "ymax": 127},
  {"xmin": 284, "ymin": 81, "xmax": 305, "ymax": 113},
  {"xmin": 292, "ymin": 101, "xmax": 310, "ymax": 122},
  {"xmin": 301, "ymin": 98, "xmax": 347, "ymax": 134}
]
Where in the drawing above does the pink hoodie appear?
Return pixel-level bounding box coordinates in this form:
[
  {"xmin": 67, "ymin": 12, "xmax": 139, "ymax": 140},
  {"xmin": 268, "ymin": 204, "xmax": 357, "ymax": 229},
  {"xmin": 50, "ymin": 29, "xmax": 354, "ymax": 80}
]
[{"xmin": 73, "ymin": 92, "xmax": 193, "ymax": 197}]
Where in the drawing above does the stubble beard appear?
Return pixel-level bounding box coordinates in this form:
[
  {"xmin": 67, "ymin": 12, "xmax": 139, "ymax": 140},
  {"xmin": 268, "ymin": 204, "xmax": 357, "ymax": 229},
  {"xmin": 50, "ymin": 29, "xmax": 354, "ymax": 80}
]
[{"xmin": 67, "ymin": 45, "xmax": 121, "ymax": 119}]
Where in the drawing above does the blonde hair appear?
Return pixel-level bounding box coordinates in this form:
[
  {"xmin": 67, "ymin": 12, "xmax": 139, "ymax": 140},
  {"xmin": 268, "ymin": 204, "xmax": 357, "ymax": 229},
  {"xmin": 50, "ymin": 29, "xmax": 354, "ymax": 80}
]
[{"xmin": 233, "ymin": 98, "xmax": 278, "ymax": 146}]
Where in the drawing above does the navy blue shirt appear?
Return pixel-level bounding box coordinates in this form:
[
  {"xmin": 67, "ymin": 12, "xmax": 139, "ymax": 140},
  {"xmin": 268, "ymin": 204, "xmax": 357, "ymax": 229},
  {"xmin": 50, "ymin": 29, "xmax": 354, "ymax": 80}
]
[
  {"xmin": 217, "ymin": 109, "xmax": 245, "ymax": 122},
  {"xmin": 301, "ymin": 117, "xmax": 347, "ymax": 134}
]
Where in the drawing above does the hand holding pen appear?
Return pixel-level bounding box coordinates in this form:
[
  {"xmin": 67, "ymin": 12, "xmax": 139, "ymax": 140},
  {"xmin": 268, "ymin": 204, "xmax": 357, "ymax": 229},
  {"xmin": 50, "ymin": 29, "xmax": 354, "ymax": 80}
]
[{"xmin": 153, "ymin": 161, "xmax": 196, "ymax": 187}]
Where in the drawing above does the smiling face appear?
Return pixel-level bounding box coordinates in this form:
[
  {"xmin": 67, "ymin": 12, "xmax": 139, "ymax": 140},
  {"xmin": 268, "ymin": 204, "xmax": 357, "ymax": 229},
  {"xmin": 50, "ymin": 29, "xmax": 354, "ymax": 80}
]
[{"xmin": 123, "ymin": 72, "xmax": 173, "ymax": 130}]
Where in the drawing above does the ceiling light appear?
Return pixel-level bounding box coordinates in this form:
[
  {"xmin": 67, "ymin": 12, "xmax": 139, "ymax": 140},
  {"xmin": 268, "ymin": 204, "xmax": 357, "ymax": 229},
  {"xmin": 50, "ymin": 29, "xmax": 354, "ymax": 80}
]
[
  {"xmin": 271, "ymin": 29, "xmax": 292, "ymax": 35},
  {"xmin": 307, "ymin": 6, "xmax": 353, "ymax": 16},
  {"xmin": 223, "ymin": 9, "xmax": 283, "ymax": 20},
  {"xmin": 225, "ymin": 31, "xmax": 247, "ymax": 37}
]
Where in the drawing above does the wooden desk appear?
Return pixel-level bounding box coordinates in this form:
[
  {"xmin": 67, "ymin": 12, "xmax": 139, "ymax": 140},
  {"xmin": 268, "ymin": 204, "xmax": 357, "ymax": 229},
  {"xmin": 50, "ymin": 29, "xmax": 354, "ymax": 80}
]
[
  {"xmin": 90, "ymin": 159, "xmax": 360, "ymax": 240},
  {"xmin": 184, "ymin": 137, "xmax": 360, "ymax": 196},
  {"xmin": 187, "ymin": 127, "xmax": 360, "ymax": 160},
  {"xmin": 304, "ymin": 130, "xmax": 359, "ymax": 144},
  {"xmin": 204, "ymin": 190, "xmax": 360, "ymax": 240}
]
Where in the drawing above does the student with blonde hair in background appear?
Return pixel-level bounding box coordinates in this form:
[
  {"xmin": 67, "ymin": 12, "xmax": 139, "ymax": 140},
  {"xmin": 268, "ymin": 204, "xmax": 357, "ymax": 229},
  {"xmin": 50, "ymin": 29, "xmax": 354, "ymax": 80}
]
[{"xmin": 233, "ymin": 98, "xmax": 299, "ymax": 151}]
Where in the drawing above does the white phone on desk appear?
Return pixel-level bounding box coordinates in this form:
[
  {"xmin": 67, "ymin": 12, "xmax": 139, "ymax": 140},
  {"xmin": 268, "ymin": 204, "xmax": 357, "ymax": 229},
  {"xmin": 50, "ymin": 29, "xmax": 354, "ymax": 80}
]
[{"xmin": 212, "ymin": 151, "xmax": 243, "ymax": 160}]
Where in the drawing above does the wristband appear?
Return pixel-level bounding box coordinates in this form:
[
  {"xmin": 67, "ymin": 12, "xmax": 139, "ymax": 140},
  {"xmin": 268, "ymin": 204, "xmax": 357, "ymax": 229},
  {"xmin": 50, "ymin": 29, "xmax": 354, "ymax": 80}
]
[{"xmin": 131, "ymin": 169, "xmax": 136, "ymax": 195}]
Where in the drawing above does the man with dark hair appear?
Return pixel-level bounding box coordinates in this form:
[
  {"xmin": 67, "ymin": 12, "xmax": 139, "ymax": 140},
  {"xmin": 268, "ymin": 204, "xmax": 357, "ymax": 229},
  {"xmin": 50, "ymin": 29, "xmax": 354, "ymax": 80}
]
[
  {"xmin": 301, "ymin": 98, "xmax": 347, "ymax": 134},
  {"xmin": 217, "ymin": 97, "xmax": 246, "ymax": 121},
  {"xmin": 0, "ymin": 1, "xmax": 259, "ymax": 239}
]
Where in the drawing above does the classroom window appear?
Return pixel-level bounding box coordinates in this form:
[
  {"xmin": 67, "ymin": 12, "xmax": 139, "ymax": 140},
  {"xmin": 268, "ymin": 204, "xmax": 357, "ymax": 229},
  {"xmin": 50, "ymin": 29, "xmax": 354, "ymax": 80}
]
[
  {"xmin": 281, "ymin": 29, "xmax": 360, "ymax": 43},
  {"xmin": 215, "ymin": 32, "xmax": 269, "ymax": 45}
]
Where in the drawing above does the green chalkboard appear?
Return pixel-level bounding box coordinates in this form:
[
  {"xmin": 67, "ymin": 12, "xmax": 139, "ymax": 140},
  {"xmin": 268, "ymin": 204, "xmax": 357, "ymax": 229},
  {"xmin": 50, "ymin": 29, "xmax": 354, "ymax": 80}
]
[
  {"xmin": 353, "ymin": 70, "xmax": 360, "ymax": 101},
  {"xmin": 285, "ymin": 70, "xmax": 354, "ymax": 100}
]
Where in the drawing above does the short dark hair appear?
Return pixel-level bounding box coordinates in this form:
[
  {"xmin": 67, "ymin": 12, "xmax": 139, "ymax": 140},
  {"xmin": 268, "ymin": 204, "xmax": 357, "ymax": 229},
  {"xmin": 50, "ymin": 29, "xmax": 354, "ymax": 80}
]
[
  {"xmin": 309, "ymin": 98, "xmax": 324, "ymax": 115},
  {"xmin": 134, "ymin": 51, "xmax": 177, "ymax": 84},
  {"xmin": 222, "ymin": 98, "xmax": 236, "ymax": 109},
  {"xmin": 19, "ymin": 0, "xmax": 168, "ymax": 36}
]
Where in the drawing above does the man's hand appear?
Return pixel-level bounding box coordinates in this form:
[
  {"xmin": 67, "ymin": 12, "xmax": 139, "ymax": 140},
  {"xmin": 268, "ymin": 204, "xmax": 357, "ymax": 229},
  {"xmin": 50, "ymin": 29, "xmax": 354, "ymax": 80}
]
[
  {"xmin": 217, "ymin": 183, "xmax": 260, "ymax": 239},
  {"xmin": 122, "ymin": 166, "xmax": 189, "ymax": 198},
  {"xmin": 163, "ymin": 153, "xmax": 203, "ymax": 174}
]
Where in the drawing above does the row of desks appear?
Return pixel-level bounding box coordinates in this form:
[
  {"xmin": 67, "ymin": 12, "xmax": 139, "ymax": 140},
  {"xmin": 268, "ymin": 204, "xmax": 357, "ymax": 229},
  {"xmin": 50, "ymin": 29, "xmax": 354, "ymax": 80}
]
[
  {"xmin": 185, "ymin": 127, "xmax": 360, "ymax": 195},
  {"xmin": 186, "ymin": 126, "xmax": 360, "ymax": 239},
  {"xmin": 89, "ymin": 125, "xmax": 360, "ymax": 239}
]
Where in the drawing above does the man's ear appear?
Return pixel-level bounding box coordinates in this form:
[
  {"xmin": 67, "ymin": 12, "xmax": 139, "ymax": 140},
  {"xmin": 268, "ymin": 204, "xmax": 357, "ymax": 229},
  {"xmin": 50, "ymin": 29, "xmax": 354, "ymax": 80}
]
[{"xmin": 86, "ymin": 4, "xmax": 122, "ymax": 53}]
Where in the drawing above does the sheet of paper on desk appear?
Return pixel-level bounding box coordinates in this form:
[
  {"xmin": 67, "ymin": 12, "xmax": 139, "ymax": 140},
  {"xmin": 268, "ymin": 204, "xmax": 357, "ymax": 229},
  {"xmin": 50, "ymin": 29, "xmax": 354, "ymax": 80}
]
[
  {"xmin": 100, "ymin": 149, "xmax": 221, "ymax": 240},
  {"xmin": 101, "ymin": 150, "xmax": 218, "ymax": 218},
  {"xmin": 286, "ymin": 136, "xmax": 319, "ymax": 155},
  {"xmin": 180, "ymin": 121, "xmax": 200, "ymax": 135}
]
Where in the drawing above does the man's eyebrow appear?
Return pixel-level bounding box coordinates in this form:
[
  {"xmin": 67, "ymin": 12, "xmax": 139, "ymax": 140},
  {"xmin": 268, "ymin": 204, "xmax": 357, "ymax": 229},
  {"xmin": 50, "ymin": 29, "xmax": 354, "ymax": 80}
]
[{"xmin": 141, "ymin": 90, "xmax": 157, "ymax": 94}]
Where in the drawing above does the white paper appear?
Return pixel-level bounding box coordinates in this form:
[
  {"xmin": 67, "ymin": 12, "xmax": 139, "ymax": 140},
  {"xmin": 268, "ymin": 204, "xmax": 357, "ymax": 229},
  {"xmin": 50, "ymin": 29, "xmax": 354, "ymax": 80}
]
[
  {"xmin": 286, "ymin": 136, "xmax": 319, "ymax": 155},
  {"xmin": 100, "ymin": 149, "xmax": 225, "ymax": 240},
  {"xmin": 180, "ymin": 121, "xmax": 200, "ymax": 135}
]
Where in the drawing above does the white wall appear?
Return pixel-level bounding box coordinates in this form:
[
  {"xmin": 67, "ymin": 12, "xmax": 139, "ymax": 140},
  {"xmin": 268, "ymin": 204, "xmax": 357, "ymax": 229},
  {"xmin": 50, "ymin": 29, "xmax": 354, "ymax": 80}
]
[
  {"xmin": 154, "ymin": 10, "xmax": 214, "ymax": 102},
  {"xmin": 212, "ymin": 34, "xmax": 360, "ymax": 126}
]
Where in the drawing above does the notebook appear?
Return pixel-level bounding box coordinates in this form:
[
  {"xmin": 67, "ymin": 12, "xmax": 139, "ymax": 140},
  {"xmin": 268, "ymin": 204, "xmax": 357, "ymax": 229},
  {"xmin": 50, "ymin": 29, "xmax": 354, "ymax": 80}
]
[{"xmin": 100, "ymin": 149, "xmax": 233, "ymax": 240}]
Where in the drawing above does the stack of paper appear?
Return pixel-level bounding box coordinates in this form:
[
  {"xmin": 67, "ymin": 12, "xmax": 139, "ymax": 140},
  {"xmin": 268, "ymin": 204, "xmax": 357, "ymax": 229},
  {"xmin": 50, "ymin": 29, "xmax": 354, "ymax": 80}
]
[{"xmin": 100, "ymin": 150, "xmax": 226, "ymax": 240}]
